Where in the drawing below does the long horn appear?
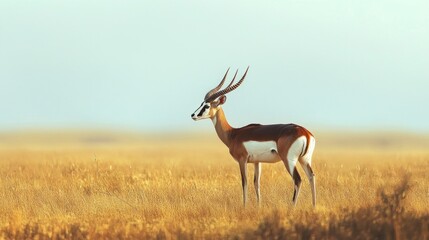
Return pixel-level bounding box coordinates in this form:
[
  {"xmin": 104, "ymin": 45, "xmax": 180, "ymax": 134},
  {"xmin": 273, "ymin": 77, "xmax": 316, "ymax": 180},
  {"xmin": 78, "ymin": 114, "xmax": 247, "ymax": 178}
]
[
  {"xmin": 225, "ymin": 69, "xmax": 239, "ymax": 89},
  {"xmin": 206, "ymin": 66, "xmax": 249, "ymax": 102},
  {"xmin": 204, "ymin": 68, "xmax": 230, "ymax": 101}
]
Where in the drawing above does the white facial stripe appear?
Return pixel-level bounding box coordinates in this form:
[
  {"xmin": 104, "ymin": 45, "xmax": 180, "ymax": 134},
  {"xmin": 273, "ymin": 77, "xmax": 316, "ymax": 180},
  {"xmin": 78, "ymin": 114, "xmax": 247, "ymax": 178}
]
[
  {"xmin": 192, "ymin": 102, "xmax": 203, "ymax": 115},
  {"xmin": 192, "ymin": 102, "xmax": 211, "ymax": 120},
  {"xmin": 197, "ymin": 105, "xmax": 209, "ymax": 116},
  {"xmin": 243, "ymin": 141, "xmax": 281, "ymax": 163}
]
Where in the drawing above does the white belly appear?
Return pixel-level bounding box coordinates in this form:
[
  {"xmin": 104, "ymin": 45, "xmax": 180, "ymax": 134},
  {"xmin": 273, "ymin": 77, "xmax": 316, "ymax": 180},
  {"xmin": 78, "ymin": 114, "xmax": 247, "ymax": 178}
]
[{"xmin": 243, "ymin": 141, "xmax": 281, "ymax": 163}]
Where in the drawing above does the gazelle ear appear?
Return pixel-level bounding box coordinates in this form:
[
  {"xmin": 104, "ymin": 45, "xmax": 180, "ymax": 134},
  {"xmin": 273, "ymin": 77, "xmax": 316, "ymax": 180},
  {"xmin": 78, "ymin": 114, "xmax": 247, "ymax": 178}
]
[
  {"xmin": 212, "ymin": 95, "xmax": 227, "ymax": 108},
  {"xmin": 219, "ymin": 95, "xmax": 227, "ymax": 105}
]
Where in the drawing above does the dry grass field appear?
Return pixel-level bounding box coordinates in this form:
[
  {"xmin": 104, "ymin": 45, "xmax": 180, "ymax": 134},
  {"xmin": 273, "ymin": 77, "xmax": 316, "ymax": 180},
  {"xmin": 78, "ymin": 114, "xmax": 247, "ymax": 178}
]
[{"xmin": 0, "ymin": 130, "xmax": 428, "ymax": 239}]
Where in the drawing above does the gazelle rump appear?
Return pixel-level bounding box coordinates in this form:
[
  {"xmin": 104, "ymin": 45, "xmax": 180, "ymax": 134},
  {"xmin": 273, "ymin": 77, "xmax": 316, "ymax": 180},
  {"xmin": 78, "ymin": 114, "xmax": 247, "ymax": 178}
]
[{"xmin": 191, "ymin": 67, "xmax": 316, "ymax": 207}]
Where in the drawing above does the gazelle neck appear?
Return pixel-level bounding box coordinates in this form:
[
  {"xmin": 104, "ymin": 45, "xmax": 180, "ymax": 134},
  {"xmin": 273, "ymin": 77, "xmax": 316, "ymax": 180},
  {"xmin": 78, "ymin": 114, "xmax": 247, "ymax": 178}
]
[{"xmin": 211, "ymin": 107, "xmax": 232, "ymax": 146}]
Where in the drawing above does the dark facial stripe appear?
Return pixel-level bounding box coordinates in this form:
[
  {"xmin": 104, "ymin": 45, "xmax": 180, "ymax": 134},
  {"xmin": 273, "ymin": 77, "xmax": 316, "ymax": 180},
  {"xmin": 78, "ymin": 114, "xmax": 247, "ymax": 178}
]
[
  {"xmin": 197, "ymin": 105, "xmax": 209, "ymax": 117},
  {"xmin": 193, "ymin": 102, "xmax": 204, "ymax": 115}
]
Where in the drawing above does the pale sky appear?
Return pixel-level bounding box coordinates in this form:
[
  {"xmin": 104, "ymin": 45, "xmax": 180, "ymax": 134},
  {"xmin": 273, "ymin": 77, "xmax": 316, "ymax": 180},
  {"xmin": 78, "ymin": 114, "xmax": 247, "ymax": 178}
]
[{"xmin": 1, "ymin": 1, "xmax": 428, "ymax": 132}]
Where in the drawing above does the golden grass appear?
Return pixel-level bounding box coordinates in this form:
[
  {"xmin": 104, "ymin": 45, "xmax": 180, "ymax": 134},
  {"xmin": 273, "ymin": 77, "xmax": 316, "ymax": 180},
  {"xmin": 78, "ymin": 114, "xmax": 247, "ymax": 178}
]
[{"xmin": 0, "ymin": 131, "xmax": 428, "ymax": 239}]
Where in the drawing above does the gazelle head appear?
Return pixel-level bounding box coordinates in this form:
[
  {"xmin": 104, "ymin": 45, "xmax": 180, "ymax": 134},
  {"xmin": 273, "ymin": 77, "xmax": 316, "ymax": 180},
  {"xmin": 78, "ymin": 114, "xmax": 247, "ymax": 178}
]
[{"xmin": 191, "ymin": 67, "xmax": 249, "ymax": 121}]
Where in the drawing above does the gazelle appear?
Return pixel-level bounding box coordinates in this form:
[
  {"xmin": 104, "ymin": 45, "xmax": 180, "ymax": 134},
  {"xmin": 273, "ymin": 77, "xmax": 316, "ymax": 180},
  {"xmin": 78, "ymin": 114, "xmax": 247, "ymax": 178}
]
[{"xmin": 191, "ymin": 67, "xmax": 316, "ymax": 207}]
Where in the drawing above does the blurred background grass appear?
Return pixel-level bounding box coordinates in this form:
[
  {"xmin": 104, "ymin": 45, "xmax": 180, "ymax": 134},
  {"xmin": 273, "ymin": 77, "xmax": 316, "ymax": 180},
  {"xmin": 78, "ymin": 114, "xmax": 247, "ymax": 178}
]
[{"xmin": 0, "ymin": 130, "xmax": 428, "ymax": 239}]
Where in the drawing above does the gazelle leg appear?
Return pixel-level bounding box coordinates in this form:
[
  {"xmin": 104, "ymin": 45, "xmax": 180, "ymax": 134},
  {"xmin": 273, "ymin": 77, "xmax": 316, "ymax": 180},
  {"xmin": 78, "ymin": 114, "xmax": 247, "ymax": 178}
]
[
  {"xmin": 309, "ymin": 167, "xmax": 316, "ymax": 207},
  {"xmin": 254, "ymin": 162, "xmax": 261, "ymax": 204},
  {"xmin": 239, "ymin": 160, "xmax": 248, "ymax": 206},
  {"xmin": 292, "ymin": 168, "xmax": 302, "ymax": 206},
  {"xmin": 301, "ymin": 162, "xmax": 316, "ymax": 207},
  {"xmin": 282, "ymin": 157, "xmax": 301, "ymax": 206}
]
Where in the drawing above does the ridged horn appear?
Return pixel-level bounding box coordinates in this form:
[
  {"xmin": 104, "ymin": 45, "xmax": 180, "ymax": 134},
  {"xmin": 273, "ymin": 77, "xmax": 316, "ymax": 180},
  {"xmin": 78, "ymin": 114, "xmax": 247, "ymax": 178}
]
[
  {"xmin": 204, "ymin": 68, "xmax": 230, "ymax": 101},
  {"xmin": 205, "ymin": 66, "xmax": 249, "ymax": 102}
]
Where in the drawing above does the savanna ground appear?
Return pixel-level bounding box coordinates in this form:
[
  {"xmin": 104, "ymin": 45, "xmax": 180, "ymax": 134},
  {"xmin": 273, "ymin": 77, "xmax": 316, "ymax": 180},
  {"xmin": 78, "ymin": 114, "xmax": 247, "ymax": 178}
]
[{"xmin": 0, "ymin": 130, "xmax": 428, "ymax": 239}]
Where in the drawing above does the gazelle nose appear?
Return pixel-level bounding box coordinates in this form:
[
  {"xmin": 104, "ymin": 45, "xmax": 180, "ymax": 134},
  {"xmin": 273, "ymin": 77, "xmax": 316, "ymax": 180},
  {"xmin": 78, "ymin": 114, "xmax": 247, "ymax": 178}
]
[{"xmin": 191, "ymin": 113, "xmax": 195, "ymax": 118}]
